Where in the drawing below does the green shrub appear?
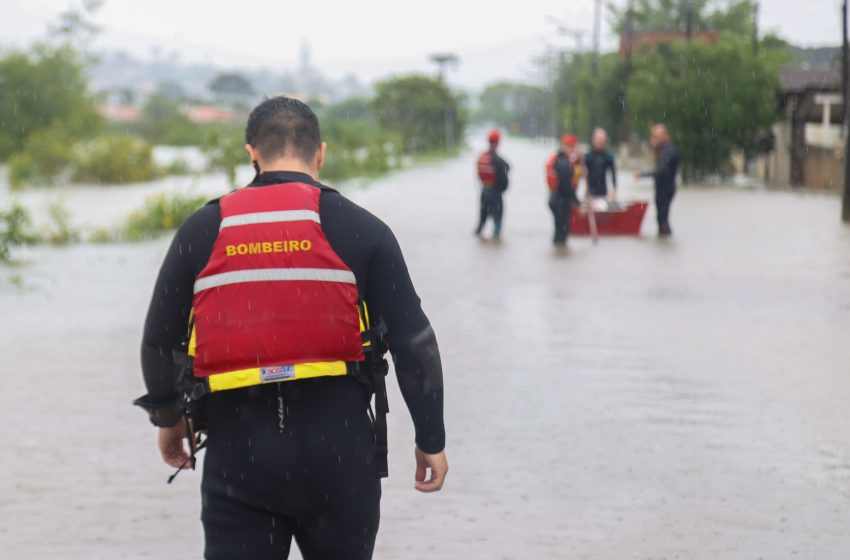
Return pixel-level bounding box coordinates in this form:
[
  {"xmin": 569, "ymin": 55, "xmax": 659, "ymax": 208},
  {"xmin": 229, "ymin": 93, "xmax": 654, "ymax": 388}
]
[
  {"xmin": 164, "ymin": 158, "xmax": 192, "ymax": 176},
  {"xmin": 8, "ymin": 126, "xmax": 76, "ymax": 188},
  {"xmin": 321, "ymin": 119, "xmax": 399, "ymax": 181},
  {"xmin": 73, "ymin": 134, "xmax": 161, "ymax": 184},
  {"xmin": 0, "ymin": 203, "xmax": 39, "ymax": 261},
  {"xmin": 88, "ymin": 227, "xmax": 117, "ymax": 243},
  {"xmin": 44, "ymin": 200, "xmax": 80, "ymax": 245},
  {"xmin": 202, "ymin": 127, "xmax": 246, "ymax": 186},
  {"xmin": 8, "ymin": 152, "xmax": 38, "ymax": 190},
  {"xmin": 122, "ymin": 191, "xmax": 208, "ymax": 241}
]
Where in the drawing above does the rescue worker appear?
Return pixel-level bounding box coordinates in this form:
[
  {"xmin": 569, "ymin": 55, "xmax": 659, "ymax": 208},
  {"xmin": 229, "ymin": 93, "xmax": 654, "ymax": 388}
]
[
  {"xmin": 584, "ymin": 128, "xmax": 617, "ymax": 201},
  {"xmin": 546, "ymin": 134, "xmax": 580, "ymax": 246},
  {"xmin": 637, "ymin": 124, "xmax": 680, "ymax": 236},
  {"xmin": 475, "ymin": 129, "xmax": 510, "ymax": 239},
  {"xmin": 134, "ymin": 96, "xmax": 447, "ymax": 560}
]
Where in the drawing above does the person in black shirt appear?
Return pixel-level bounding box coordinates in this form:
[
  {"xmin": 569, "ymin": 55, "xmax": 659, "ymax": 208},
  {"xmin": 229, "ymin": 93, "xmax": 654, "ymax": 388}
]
[
  {"xmin": 638, "ymin": 124, "xmax": 681, "ymax": 236},
  {"xmin": 137, "ymin": 97, "xmax": 447, "ymax": 560},
  {"xmin": 584, "ymin": 128, "xmax": 617, "ymax": 200},
  {"xmin": 548, "ymin": 134, "xmax": 579, "ymax": 246}
]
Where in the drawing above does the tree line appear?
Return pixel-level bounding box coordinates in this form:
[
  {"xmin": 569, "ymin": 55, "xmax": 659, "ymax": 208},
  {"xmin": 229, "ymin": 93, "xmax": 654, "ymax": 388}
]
[{"xmin": 473, "ymin": 0, "xmax": 792, "ymax": 180}]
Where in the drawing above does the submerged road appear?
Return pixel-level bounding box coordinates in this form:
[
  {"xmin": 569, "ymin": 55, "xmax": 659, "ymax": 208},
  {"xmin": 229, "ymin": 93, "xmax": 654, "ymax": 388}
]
[{"xmin": 2, "ymin": 137, "xmax": 850, "ymax": 558}]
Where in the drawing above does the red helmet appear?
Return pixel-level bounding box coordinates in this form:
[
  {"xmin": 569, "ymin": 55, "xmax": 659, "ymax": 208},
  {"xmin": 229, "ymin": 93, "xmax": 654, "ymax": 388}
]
[
  {"xmin": 562, "ymin": 133, "xmax": 578, "ymax": 147},
  {"xmin": 487, "ymin": 129, "xmax": 501, "ymax": 144}
]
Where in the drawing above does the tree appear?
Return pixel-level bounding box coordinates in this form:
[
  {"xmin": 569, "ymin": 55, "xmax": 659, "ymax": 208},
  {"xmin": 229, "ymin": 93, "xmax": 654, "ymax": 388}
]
[
  {"xmin": 476, "ymin": 82, "xmax": 550, "ymax": 137},
  {"xmin": 627, "ymin": 37, "xmax": 785, "ymax": 178},
  {"xmin": 0, "ymin": 44, "xmax": 101, "ymax": 159},
  {"xmin": 608, "ymin": 0, "xmax": 756, "ymax": 36},
  {"xmin": 139, "ymin": 93, "xmax": 200, "ymax": 146},
  {"xmin": 208, "ymin": 72, "xmax": 256, "ymax": 104},
  {"xmin": 371, "ymin": 75, "xmax": 466, "ymax": 153},
  {"xmin": 322, "ymin": 96, "xmax": 373, "ymax": 123}
]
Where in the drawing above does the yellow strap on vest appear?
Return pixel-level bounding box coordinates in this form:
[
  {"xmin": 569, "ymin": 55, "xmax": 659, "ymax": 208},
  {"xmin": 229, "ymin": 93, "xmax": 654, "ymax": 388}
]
[{"xmin": 206, "ymin": 361, "xmax": 348, "ymax": 393}]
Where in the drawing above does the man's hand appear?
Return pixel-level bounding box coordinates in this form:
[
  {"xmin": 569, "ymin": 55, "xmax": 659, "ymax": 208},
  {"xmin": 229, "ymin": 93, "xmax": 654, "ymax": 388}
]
[
  {"xmin": 414, "ymin": 447, "xmax": 448, "ymax": 493},
  {"xmin": 158, "ymin": 423, "xmax": 191, "ymax": 469}
]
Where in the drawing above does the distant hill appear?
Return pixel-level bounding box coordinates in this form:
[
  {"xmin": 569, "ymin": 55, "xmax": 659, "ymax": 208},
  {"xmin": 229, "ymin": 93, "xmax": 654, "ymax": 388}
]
[{"xmin": 89, "ymin": 49, "xmax": 367, "ymax": 104}]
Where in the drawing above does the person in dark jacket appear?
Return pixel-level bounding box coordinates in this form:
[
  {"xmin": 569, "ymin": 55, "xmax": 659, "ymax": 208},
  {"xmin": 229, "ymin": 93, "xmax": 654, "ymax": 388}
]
[
  {"xmin": 638, "ymin": 124, "xmax": 680, "ymax": 236},
  {"xmin": 548, "ymin": 134, "xmax": 580, "ymax": 246},
  {"xmin": 584, "ymin": 128, "xmax": 617, "ymax": 200},
  {"xmin": 136, "ymin": 96, "xmax": 447, "ymax": 560},
  {"xmin": 475, "ymin": 130, "xmax": 510, "ymax": 239}
]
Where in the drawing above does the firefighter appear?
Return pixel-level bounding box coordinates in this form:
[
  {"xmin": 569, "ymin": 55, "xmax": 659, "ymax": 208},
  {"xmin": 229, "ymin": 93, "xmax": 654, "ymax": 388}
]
[
  {"xmin": 135, "ymin": 96, "xmax": 447, "ymax": 560},
  {"xmin": 475, "ymin": 129, "xmax": 510, "ymax": 239}
]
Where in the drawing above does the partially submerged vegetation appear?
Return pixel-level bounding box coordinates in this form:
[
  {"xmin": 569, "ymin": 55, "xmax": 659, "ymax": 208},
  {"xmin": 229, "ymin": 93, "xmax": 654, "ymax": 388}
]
[
  {"xmin": 0, "ymin": 191, "xmax": 208, "ymax": 262},
  {"xmin": 0, "ymin": 204, "xmax": 39, "ymax": 261}
]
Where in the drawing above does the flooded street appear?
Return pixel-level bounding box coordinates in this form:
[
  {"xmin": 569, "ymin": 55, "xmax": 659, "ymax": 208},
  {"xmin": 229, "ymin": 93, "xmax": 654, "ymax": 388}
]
[{"xmin": 2, "ymin": 137, "xmax": 850, "ymax": 558}]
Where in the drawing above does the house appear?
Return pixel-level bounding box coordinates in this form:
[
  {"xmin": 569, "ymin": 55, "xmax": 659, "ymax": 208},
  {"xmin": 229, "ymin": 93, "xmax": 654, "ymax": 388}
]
[
  {"xmin": 766, "ymin": 67, "xmax": 843, "ymax": 189},
  {"xmin": 619, "ymin": 30, "xmax": 720, "ymax": 58}
]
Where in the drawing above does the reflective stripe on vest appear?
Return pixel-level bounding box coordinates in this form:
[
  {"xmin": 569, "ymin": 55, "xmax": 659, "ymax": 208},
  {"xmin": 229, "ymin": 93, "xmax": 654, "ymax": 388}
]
[
  {"xmin": 219, "ymin": 209, "xmax": 320, "ymax": 230},
  {"xmin": 191, "ymin": 182, "xmax": 364, "ymax": 382},
  {"xmin": 194, "ymin": 267, "xmax": 356, "ymax": 294}
]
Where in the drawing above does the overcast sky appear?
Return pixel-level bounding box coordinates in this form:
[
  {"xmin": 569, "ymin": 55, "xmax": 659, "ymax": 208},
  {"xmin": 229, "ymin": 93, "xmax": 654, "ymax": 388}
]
[{"xmin": 3, "ymin": 0, "xmax": 844, "ymax": 90}]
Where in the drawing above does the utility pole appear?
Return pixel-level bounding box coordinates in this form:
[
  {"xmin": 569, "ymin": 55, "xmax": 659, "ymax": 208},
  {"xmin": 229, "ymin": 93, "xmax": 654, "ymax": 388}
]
[
  {"xmin": 548, "ymin": 19, "xmax": 587, "ymax": 134},
  {"xmin": 429, "ymin": 53, "xmax": 459, "ymax": 152},
  {"xmin": 684, "ymin": 0, "xmax": 694, "ymax": 41},
  {"xmin": 621, "ymin": 0, "xmax": 634, "ymax": 149},
  {"xmin": 590, "ymin": 0, "xmax": 602, "ymax": 140},
  {"xmin": 752, "ymin": 0, "xmax": 760, "ymax": 55},
  {"xmin": 842, "ymin": 0, "xmax": 850, "ymax": 222}
]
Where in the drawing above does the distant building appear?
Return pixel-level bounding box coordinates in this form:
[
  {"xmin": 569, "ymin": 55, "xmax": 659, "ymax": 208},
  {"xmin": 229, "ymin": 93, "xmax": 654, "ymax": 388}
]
[
  {"xmin": 97, "ymin": 104, "xmax": 142, "ymax": 123},
  {"xmin": 185, "ymin": 105, "xmax": 238, "ymax": 124},
  {"xmin": 619, "ymin": 30, "xmax": 720, "ymax": 58},
  {"xmin": 765, "ymin": 67, "xmax": 843, "ymax": 189}
]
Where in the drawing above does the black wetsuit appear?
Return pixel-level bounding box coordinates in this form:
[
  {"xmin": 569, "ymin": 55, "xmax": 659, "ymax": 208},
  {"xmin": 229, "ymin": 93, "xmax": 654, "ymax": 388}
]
[
  {"xmin": 548, "ymin": 151, "xmax": 578, "ymax": 245},
  {"xmin": 476, "ymin": 150, "xmax": 510, "ymax": 236},
  {"xmin": 139, "ymin": 171, "xmax": 445, "ymax": 560},
  {"xmin": 584, "ymin": 149, "xmax": 617, "ymax": 198},
  {"xmin": 642, "ymin": 143, "xmax": 680, "ymax": 234}
]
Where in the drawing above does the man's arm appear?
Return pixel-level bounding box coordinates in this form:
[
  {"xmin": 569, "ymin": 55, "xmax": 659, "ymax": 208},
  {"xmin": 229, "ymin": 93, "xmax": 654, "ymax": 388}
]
[
  {"xmin": 138, "ymin": 225, "xmax": 197, "ymax": 427},
  {"xmin": 365, "ymin": 227, "xmax": 447, "ymax": 491},
  {"xmin": 138, "ymin": 205, "xmax": 219, "ymax": 467}
]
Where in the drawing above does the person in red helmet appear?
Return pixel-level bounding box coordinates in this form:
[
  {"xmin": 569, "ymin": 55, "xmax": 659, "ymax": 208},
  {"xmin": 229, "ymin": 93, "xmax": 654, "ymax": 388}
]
[{"xmin": 475, "ymin": 129, "xmax": 510, "ymax": 239}]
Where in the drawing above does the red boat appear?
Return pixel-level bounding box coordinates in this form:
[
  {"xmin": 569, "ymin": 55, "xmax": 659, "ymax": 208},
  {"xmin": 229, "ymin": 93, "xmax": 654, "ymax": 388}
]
[{"xmin": 570, "ymin": 201, "xmax": 648, "ymax": 236}]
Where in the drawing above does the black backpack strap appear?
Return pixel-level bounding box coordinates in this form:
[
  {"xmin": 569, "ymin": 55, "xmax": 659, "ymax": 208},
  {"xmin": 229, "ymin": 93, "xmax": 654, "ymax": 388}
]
[
  {"xmin": 352, "ymin": 314, "xmax": 390, "ymax": 478},
  {"xmin": 372, "ymin": 362, "xmax": 390, "ymax": 478}
]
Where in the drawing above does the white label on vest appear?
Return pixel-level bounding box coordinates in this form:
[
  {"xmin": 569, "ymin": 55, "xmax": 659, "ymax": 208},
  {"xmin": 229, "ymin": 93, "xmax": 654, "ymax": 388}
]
[{"xmin": 261, "ymin": 365, "xmax": 295, "ymax": 382}]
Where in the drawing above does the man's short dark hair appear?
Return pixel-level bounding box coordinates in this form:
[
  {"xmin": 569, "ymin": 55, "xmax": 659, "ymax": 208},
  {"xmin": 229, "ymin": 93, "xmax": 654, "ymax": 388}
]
[{"xmin": 245, "ymin": 96, "xmax": 321, "ymax": 163}]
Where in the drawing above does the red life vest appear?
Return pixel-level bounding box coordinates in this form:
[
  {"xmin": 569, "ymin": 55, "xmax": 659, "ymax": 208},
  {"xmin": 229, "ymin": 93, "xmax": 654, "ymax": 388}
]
[
  {"xmin": 477, "ymin": 151, "xmax": 496, "ymax": 187},
  {"xmin": 190, "ymin": 182, "xmax": 364, "ymax": 392},
  {"xmin": 545, "ymin": 153, "xmax": 558, "ymax": 191}
]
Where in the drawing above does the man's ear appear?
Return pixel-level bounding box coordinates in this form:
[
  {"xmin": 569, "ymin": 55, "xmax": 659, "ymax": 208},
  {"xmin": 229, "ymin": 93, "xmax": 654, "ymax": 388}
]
[
  {"xmin": 245, "ymin": 144, "xmax": 259, "ymax": 164},
  {"xmin": 316, "ymin": 142, "xmax": 327, "ymax": 172}
]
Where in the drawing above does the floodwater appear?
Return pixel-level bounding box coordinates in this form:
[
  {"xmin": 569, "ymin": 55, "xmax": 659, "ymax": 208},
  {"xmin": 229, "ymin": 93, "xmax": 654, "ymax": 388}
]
[{"xmin": 2, "ymin": 138, "xmax": 850, "ymax": 559}]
